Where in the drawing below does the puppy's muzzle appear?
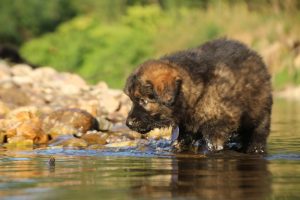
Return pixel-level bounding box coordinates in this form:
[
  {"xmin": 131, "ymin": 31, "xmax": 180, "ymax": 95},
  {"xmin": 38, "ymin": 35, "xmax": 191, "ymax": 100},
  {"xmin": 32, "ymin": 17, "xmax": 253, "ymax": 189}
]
[
  {"xmin": 126, "ymin": 117, "xmax": 136, "ymax": 129},
  {"xmin": 126, "ymin": 117, "xmax": 151, "ymax": 134}
]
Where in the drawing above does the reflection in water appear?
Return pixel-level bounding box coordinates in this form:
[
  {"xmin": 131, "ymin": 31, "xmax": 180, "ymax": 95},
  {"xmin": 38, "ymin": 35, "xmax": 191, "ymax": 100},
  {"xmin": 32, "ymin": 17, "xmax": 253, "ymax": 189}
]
[
  {"xmin": 130, "ymin": 154, "xmax": 271, "ymax": 200},
  {"xmin": 0, "ymin": 99, "xmax": 300, "ymax": 200},
  {"xmin": 0, "ymin": 152, "xmax": 272, "ymax": 200}
]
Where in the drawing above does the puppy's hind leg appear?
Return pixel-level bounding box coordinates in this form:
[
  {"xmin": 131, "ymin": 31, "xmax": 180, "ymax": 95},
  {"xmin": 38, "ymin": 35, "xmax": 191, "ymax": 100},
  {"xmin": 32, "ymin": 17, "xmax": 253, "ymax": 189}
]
[{"xmin": 244, "ymin": 112, "xmax": 271, "ymax": 154}]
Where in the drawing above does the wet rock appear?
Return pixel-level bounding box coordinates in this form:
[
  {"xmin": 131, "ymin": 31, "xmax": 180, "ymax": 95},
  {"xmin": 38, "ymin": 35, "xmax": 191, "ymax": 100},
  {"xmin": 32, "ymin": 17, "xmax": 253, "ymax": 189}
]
[
  {"xmin": 81, "ymin": 132, "xmax": 107, "ymax": 145},
  {"xmin": 0, "ymin": 63, "xmax": 137, "ymax": 150},
  {"xmin": 15, "ymin": 121, "xmax": 42, "ymax": 139},
  {"xmin": 4, "ymin": 136, "xmax": 33, "ymax": 149},
  {"xmin": 106, "ymin": 132, "xmax": 132, "ymax": 144},
  {"xmin": 87, "ymin": 144, "xmax": 105, "ymax": 150},
  {"xmin": 62, "ymin": 138, "xmax": 88, "ymax": 148},
  {"xmin": 42, "ymin": 108, "xmax": 99, "ymax": 138},
  {"xmin": 48, "ymin": 135, "xmax": 88, "ymax": 148},
  {"xmin": 7, "ymin": 106, "xmax": 39, "ymax": 120},
  {"xmin": 48, "ymin": 156, "xmax": 55, "ymax": 166},
  {"xmin": 105, "ymin": 140, "xmax": 139, "ymax": 148},
  {"xmin": 33, "ymin": 134, "xmax": 49, "ymax": 145},
  {"xmin": 111, "ymin": 124, "xmax": 141, "ymax": 140},
  {"xmin": 4, "ymin": 109, "xmax": 49, "ymax": 145},
  {"xmin": 48, "ymin": 135, "xmax": 74, "ymax": 147}
]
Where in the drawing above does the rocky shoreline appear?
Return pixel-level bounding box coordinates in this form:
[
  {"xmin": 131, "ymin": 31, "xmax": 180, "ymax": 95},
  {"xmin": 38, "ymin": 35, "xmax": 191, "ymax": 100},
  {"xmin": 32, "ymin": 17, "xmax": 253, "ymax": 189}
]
[
  {"xmin": 1, "ymin": 62, "xmax": 299, "ymax": 151},
  {"xmin": 275, "ymin": 87, "xmax": 300, "ymax": 100},
  {"xmin": 0, "ymin": 62, "xmax": 176, "ymax": 151}
]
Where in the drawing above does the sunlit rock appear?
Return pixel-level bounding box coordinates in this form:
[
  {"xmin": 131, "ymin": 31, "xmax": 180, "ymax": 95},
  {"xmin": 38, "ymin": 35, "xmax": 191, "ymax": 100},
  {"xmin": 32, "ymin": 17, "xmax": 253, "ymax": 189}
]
[
  {"xmin": 42, "ymin": 108, "xmax": 99, "ymax": 138},
  {"xmin": 81, "ymin": 132, "xmax": 107, "ymax": 145}
]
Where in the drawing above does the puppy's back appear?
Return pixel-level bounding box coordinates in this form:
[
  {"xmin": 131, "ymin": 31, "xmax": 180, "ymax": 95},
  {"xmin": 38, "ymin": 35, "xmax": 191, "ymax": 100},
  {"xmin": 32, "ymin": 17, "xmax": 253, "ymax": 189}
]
[{"xmin": 161, "ymin": 39, "xmax": 265, "ymax": 74}]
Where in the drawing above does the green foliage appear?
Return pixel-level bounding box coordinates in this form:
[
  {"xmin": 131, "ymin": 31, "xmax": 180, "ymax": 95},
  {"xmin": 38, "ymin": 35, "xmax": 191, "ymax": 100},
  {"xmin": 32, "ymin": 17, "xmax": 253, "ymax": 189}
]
[
  {"xmin": 21, "ymin": 6, "xmax": 164, "ymax": 87},
  {"xmin": 273, "ymin": 69, "xmax": 300, "ymax": 90},
  {"xmin": 19, "ymin": 0, "xmax": 300, "ymax": 89},
  {"xmin": 0, "ymin": 0, "xmax": 75, "ymax": 45}
]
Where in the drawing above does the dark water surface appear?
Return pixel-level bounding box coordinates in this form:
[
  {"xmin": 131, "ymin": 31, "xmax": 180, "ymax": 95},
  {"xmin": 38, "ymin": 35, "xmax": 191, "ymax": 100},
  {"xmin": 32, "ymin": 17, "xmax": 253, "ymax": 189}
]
[{"xmin": 0, "ymin": 99, "xmax": 300, "ymax": 200}]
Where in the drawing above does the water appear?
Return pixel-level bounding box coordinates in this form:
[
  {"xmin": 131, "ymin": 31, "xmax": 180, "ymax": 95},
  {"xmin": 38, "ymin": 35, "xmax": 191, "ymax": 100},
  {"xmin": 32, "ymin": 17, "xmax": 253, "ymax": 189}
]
[{"xmin": 0, "ymin": 99, "xmax": 300, "ymax": 200}]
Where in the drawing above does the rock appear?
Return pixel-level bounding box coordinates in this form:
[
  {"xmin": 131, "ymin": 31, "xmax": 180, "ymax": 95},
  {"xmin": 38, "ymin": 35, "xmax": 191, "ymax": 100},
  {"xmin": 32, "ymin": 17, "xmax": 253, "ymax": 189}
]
[
  {"xmin": 0, "ymin": 101, "xmax": 10, "ymax": 117},
  {"xmin": 30, "ymin": 67, "xmax": 57, "ymax": 80},
  {"xmin": 97, "ymin": 117, "xmax": 113, "ymax": 131},
  {"xmin": 99, "ymin": 95, "xmax": 120, "ymax": 114},
  {"xmin": 4, "ymin": 109, "xmax": 49, "ymax": 145},
  {"xmin": 81, "ymin": 132, "xmax": 107, "ymax": 145},
  {"xmin": 0, "ymin": 130, "xmax": 6, "ymax": 144},
  {"xmin": 7, "ymin": 106, "xmax": 39, "ymax": 120},
  {"xmin": 33, "ymin": 134, "xmax": 49, "ymax": 145},
  {"xmin": 0, "ymin": 83, "xmax": 30, "ymax": 107},
  {"xmin": 294, "ymin": 54, "xmax": 300, "ymax": 69},
  {"xmin": 105, "ymin": 140, "xmax": 139, "ymax": 148},
  {"xmin": 11, "ymin": 64, "xmax": 33, "ymax": 76},
  {"xmin": 46, "ymin": 72, "xmax": 88, "ymax": 95},
  {"xmin": 105, "ymin": 132, "xmax": 133, "ymax": 144},
  {"xmin": 111, "ymin": 124, "xmax": 141, "ymax": 140},
  {"xmin": 48, "ymin": 135, "xmax": 74, "ymax": 147},
  {"xmin": 62, "ymin": 138, "xmax": 88, "ymax": 148},
  {"xmin": 87, "ymin": 144, "xmax": 105, "ymax": 149},
  {"xmin": 48, "ymin": 157, "xmax": 55, "ymax": 166},
  {"xmin": 0, "ymin": 63, "xmax": 142, "ymax": 150},
  {"xmin": 4, "ymin": 136, "xmax": 33, "ymax": 149},
  {"xmin": 15, "ymin": 121, "xmax": 41, "ymax": 139},
  {"xmin": 77, "ymin": 99, "xmax": 100, "ymax": 117},
  {"xmin": 95, "ymin": 81, "xmax": 109, "ymax": 90},
  {"xmin": 48, "ymin": 135, "xmax": 88, "ymax": 148},
  {"xmin": 261, "ymin": 42, "xmax": 282, "ymax": 72},
  {"xmin": 0, "ymin": 63, "xmax": 11, "ymax": 80},
  {"xmin": 275, "ymin": 86, "xmax": 300, "ymax": 100},
  {"xmin": 106, "ymin": 112, "xmax": 126, "ymax": 123},
  {"xmin": 42, "ymin": 108, "xmax": 99, "ymax": 138}
]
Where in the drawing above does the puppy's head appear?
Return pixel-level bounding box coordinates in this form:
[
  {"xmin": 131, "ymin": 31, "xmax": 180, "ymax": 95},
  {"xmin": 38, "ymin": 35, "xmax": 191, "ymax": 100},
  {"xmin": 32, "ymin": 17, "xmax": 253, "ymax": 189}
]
[{"xmin": 124, "ymin": 60, "xmax": 182, "ymax": 134}]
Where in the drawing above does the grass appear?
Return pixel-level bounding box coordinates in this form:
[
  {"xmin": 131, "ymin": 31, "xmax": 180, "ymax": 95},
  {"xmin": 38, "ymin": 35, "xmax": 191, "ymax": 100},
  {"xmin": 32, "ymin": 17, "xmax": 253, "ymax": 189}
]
[{"xmin": 21, "ymin": 2, "xmax": 300, "ymax": 90}]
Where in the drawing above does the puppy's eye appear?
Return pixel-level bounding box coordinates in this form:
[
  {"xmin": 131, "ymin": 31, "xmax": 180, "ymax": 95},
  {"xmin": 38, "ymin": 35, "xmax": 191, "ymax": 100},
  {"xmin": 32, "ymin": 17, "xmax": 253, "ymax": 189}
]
[
  {"xmin": 139, "ymin": 98, "xmax": 148, "ymax": 106},
  {"xmin": 148, "ymin": 94, "xmax": 155, "ymax": 100}
]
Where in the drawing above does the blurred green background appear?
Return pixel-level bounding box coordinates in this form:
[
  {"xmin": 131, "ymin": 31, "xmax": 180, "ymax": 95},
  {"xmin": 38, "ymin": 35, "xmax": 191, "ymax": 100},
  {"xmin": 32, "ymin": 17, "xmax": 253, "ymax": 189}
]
[{"xmin": 1, "ymin": 0, "xmax": 300, "ymax": 89}]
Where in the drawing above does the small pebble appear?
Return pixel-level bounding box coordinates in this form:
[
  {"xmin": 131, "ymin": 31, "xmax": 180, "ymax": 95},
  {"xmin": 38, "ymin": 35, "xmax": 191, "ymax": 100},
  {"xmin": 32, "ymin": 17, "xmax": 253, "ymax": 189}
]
[{"xmin": 48, "ymin": 156, "xmax": 55, "ymax": 166}]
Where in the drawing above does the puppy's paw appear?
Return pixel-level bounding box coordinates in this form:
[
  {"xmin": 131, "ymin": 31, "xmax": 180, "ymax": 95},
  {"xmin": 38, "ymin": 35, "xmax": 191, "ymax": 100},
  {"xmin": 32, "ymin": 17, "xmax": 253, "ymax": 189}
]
[
  {"xmin": 207, "ymin": 141, "xmax": 224, "ymax": 151},
  {"xmin": 246, "ymin": 143, "xmax": 266, "ymax": 154},
  {"xmin": 206, "ymin": 137, "xmax": 225, "ymax": 152}
]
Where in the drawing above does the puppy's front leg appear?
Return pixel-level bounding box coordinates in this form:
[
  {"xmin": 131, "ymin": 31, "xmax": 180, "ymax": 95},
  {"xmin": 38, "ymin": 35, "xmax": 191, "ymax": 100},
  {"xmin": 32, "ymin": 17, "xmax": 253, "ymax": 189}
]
[{"xmin": 201, "ymin": 119, "xmax": 238, "ymax": 152}]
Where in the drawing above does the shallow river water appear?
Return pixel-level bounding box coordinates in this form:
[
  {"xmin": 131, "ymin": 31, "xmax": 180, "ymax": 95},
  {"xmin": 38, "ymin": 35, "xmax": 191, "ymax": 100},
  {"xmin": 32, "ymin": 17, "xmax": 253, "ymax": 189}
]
[{"xmin": 0, "ymin": 99, "xmax": 300, "ymax": 200}]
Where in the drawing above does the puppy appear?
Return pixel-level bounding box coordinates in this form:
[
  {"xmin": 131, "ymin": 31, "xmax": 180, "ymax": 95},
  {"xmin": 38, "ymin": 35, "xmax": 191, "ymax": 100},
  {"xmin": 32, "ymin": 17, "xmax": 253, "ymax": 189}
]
[{"xmin": 124, "ymin": 39, "xmax": 272, "ymax": 153}]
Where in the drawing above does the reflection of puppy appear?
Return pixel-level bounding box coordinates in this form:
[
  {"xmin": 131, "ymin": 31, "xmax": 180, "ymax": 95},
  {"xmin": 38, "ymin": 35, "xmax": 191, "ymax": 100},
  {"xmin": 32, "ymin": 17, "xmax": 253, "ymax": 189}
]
[{"xmin": 124, "ymin": 39, "xmax": 272, "ymax": 153}]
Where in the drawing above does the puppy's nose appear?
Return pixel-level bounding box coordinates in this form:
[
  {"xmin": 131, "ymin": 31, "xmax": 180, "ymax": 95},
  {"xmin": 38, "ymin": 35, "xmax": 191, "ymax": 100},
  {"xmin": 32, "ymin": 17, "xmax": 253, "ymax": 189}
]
[{"xmin": 126, "ymin": 118, "xmax": 136, "ymax": 128}]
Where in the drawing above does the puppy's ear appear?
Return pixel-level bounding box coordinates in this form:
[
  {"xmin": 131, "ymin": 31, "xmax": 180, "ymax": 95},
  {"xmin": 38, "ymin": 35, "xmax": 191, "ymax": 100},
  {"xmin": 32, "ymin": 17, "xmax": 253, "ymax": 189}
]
[
  {"xmin": 124, "ymin": 74, "xmax": 137, "ymax": 95},
  {"xmin": 139, "ymin": 60, "xmax": 182, "ymax": 106},
  {"xmin": 153, "ymin": 75, "xmax": 182, "ymax": 106}
]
